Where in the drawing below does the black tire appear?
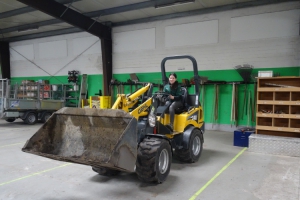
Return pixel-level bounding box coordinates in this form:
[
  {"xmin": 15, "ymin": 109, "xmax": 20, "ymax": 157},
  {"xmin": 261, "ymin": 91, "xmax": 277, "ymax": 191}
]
[
  {"xmin": 92, "ymin": 167, "xmax": 120, "ymax": 176},
  {"xmin": 136, "ymin": 137, "xmax": 172, "ymax": 183},
  {"xmin": 175, "ymin": 129, "xmax": 203, "ymax": 163},
  {"xmin": 6, "ymin": 118, "xmax": 16, "ymax": 123},
  {"xmin": 24, "ymin": 112, "xmax": 37, "ymax": 125},
  {"xmin": 41, "ymin": 112, "xmax": 52, "ymax": 123}
]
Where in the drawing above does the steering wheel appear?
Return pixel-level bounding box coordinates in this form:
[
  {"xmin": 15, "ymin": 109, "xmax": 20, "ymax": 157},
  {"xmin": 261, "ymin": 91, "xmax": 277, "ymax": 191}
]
[{"xmin": 154, "ymin": 92, "xmax": 170, "ymax": 103}]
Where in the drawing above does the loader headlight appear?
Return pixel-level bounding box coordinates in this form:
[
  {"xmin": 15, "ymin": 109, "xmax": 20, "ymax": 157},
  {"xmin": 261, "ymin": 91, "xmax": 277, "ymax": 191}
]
[
  {"xmin": 148, "ymin": 113, "xmax": 156, "ymax": 127},
  {"xmin": 188, "ymin": 113, "xmax": 198, "ymax": 121}
]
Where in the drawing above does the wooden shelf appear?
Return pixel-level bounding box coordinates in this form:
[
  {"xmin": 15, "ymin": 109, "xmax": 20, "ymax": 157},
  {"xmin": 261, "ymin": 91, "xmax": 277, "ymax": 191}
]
[
  {"xmin": 257, "ymin": 100, "xmax": 300, "ymax": 105},
  {"xmin": 256, "ymin": 77, "xmax": 300, "ymax": 138},
  {"xmin": 258, "ymin": 87, "xmax": 300, "ymax": 92}
]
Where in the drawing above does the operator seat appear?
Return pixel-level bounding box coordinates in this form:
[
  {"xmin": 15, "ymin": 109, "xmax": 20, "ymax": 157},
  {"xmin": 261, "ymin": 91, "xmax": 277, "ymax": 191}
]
[
  {"xmin": 175, "ymin": 87, "xmax": 188, "ymax": 114},
  {"xmin": 156, "ymin": 87, "xmax": 188, "ymax": 115}
]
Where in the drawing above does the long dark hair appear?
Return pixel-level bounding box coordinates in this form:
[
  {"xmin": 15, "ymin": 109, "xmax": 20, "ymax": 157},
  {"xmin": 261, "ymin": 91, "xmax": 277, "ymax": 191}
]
[{"xmin": 169, "ymin": 73, "xmax": 178, "ymax": 89}]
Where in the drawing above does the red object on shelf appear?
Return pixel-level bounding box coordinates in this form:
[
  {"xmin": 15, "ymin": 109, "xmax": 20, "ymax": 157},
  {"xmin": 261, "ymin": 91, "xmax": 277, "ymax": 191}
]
[
  {"xmin": 40, "ymin": 92, "xmax": 49, "ymax": 98},
  {"xmin": 44, "ymin": 85, "xmax": 51, "ymax": 91}
]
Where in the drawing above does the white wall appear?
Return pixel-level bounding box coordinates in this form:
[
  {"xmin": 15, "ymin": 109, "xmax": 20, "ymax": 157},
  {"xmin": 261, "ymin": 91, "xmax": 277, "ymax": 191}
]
[
  {"xmin": 10, "ymin": 32, "xmax": 102, "ymax": 77},
  {"xmin": 10, "ymin": 1, "xmax": 300, "ymax": 77},
  {"xmin": 112, "ymin": 2, "xmax": 300, "ymax": 74}
]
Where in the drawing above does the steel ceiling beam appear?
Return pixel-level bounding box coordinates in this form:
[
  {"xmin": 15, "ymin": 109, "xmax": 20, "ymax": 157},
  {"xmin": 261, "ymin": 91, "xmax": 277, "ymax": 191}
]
[
  {"xmin": 1, "ymin": 19, "xmax": 62, "ymax": 34},
  {"xmin": 16, "ymin": 0, "xmax": 112, "ymax": 95},
  {"xmin": 4, "ymin": 0, "xmax": 298, "ymax": 42},
  {"xmin": 1, "ymin": 0, "xmax": 189, "ymax": 34},
  {"xmin": 2, "ymin": 27, "xmax": 82, "ymax": 42},
  {"xmin": 0, "ymin": 0, "xmax": 176, "ymax": 34},
  {"xmin": 0, "ymin": 0, "xmax": 81, "ymax": 19},
  {"xmin": 114, "ymin": 0, "xmax": 299, "ymax": 26},
  {"xmin": 17, "ymin": 0, "xmax": 111, "ymax": 40}
]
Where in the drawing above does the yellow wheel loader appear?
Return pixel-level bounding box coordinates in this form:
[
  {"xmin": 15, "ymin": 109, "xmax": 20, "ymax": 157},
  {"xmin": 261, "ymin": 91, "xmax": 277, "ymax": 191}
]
[{"xmin": 22, "ymin": 55, "xmax": 205, "ymax": 183}]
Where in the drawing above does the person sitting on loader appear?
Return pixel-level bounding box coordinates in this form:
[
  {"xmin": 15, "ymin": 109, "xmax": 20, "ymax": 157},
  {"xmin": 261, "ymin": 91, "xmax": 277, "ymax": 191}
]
[{"xmin": 163, "ymin": 72, "xmax": 182, "ymax": 131}]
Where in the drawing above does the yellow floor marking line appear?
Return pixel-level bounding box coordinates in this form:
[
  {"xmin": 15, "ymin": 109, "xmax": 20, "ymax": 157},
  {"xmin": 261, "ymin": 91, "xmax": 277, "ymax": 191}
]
[
  {"xmin": 0, "ymin": 163, "xmax": 72, "ymax": 186},
  {"xmin": 189, "ymin": 147, "xmax": 247, "ymax": 200},
  {"xmin": 0, "ymin": 143, "xmax": 23, "ymax": 148}
]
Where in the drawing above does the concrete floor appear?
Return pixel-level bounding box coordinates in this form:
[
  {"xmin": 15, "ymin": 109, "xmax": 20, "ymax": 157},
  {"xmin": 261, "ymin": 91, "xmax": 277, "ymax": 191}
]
[{"xmin": 0, "ymin": 119, "xmax": 299, "ymax": 200}]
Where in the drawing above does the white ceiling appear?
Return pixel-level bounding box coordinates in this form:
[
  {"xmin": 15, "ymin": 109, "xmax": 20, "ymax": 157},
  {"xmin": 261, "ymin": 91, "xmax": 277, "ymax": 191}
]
[{"xmin": 0, "ymin": 0, "xmax": 294, "ymax": 42}]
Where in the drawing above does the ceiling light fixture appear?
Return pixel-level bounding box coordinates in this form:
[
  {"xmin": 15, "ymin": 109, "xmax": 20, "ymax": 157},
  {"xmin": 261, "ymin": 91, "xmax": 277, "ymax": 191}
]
[
  {"xmin": 155, "ymin": 0, "xmax": 195, "ymax": 9},
  {"xmin": 18, "ymin": 26, "xmax": 39, "ymax": 33}
]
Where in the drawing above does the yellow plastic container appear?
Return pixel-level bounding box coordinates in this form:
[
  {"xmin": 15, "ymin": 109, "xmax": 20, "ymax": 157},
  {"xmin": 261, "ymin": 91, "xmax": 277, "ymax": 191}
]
[{"xmin": 100, "ymin": 96, "xmax": 111, "ymax": 109}]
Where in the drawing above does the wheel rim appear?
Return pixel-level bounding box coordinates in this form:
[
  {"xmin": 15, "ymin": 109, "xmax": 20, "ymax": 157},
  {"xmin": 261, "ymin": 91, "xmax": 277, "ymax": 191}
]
[
  {"xmin": 158, "ymin": 149, "xmax": 169, "ymax": 174},
  {"xmin": 192, "ymin": 136, "xmax": 201, "ymax": 156},
  {"xmin": 28, "ymin": 114, "xmax": 36, "ymax": 123}
]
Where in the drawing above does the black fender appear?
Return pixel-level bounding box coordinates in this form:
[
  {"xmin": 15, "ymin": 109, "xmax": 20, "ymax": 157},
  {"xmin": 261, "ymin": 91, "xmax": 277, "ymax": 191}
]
[
  {"xmin": 200, "ymin": 122, "xmax": 205, "ymax": 134},
  {"xmin": 182, "ymin": 126, "xmax": 204, "ymax": 149},
  {"xmin": 144, "ymin": 133, "xmax": 173, "ymax": 154},
  {"xmin": 144, "ymin": 133, "xmax": 171, "ymax": 142},
  {"xmin": 137, "ymin": 119, "xmax": 148, "ymax": 143}
]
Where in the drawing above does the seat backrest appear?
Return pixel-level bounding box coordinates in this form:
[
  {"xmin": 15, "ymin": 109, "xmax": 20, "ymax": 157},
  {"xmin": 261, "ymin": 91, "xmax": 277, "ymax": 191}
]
[
  {"xmin": 173, "ymin": 87, "xmax": 188, "ymax": 114},
  {"xmin": 181, "ymin": 87, "xmax": 188, "ymax": 106}
]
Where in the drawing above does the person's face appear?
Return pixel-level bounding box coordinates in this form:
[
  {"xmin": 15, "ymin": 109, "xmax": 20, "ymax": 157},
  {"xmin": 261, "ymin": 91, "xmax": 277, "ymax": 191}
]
[{"xmin": 169, "ymin": 75, "xmax": 176, "ymax": 84}]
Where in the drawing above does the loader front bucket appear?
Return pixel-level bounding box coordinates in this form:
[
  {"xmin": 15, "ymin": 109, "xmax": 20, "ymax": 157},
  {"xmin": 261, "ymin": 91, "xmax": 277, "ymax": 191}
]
[{"xmin": 22, "ymin": 107, "xmax": 138, "ymax": 172}]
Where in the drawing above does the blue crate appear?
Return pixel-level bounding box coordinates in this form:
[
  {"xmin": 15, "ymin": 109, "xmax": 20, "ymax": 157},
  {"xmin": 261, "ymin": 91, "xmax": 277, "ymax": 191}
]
[{"xmin": 234, "ymin": 129, "xmax": 255, "ymax": 147}]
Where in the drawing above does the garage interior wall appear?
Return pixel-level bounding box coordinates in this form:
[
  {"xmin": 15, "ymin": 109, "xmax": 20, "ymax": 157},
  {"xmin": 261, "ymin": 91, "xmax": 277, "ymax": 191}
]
[{"xmin": 9, "ymin": 2, "xmax": 300, "ymax": 130}]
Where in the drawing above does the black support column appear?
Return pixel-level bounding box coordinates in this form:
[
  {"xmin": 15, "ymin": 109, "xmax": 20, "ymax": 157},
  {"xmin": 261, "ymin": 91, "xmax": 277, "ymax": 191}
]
[
  {"xmin": 101, "ymin": 38, "xmax": 112, "ymax": 96},
  {"xmin": 17, "ymin": 0, "xmax": 112, "ymax": 95},
  {"xmin": 0, "ymin": 42, "xmax": 11, "ymax": 79}
]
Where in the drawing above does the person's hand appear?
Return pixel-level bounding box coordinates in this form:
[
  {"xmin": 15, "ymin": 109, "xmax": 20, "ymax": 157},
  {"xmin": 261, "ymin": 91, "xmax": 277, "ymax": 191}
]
[{"xmin": 169, "ymin": 95, "xmax": 174, "ymax": 100}]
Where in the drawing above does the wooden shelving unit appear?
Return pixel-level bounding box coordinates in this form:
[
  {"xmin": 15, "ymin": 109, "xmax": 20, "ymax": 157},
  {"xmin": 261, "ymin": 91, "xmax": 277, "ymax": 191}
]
[{"xmin": 256, "ymin": 77, "xmax": 300, "ymax": 138}]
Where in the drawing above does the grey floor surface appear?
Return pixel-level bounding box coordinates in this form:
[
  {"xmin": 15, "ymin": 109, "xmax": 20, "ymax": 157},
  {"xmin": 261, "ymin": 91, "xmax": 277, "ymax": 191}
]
[{"xmin": 0, "ymin": 119, "xmax": 299, "ymax": 200}]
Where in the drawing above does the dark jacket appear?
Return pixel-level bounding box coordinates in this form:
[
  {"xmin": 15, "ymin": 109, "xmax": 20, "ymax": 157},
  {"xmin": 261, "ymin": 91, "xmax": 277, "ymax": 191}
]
[{"xmin": 163, "ymin": 81, "xmax": 182, "ymax": 102}]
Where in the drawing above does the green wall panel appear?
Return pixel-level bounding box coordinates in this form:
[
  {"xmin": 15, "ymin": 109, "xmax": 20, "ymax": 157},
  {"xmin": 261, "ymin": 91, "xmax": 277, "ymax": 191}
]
[{"xmin": 11, "ymin": 66, "xmax": 300, "ymax": 127}]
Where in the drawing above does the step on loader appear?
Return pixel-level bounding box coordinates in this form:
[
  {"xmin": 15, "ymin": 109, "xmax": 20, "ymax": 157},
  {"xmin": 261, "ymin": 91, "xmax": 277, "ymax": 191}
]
[{"xmin": 22, "ymin": 55, "xmax": 205, "ymax": 183}]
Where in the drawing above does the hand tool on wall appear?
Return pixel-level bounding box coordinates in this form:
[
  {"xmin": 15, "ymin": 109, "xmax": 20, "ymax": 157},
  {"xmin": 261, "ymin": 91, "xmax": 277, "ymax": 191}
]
[
  {"xmin": 247, "ymin": 90, "xmax": 251, "ymax": 127},
  {"xmin": 234, "ymin": 64, "xmax": 253, "ymax": 120},
  {"xmin": 120, "ymin": 83, "xmax": 124, "ymax": 94},
  {"xmin": 231, "ymin": 83, "xmax": 236, "ymax": 127},
  {"xmin": 234, "ymin": 83, "xmax": 238, "ymax": 127},
  {"xmin": 200, "ymin": 84, "xmax": 205, "ymax": 110},
  {"xmin": 130, "ymin": 73, "xmax": 139, "ymax": 92},
  {"xmin": 127, "ymin": 79, "xmax": 133, "ymax": 93},
  {"xmin": 242, "ymin": 84, "xmax": 248, "ymax": 119},
  {"xmin": 212, "ymin": 84, "xmax": 219, "ymax": 128}
]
